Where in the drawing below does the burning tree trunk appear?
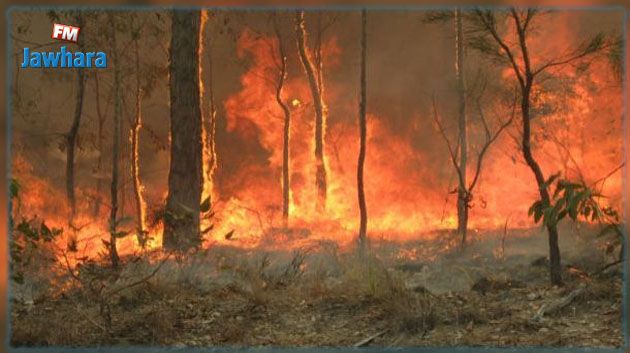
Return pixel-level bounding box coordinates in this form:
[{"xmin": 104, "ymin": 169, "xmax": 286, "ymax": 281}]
[
  {"xmin": 199, "ymin": 11, "xmax": 217, "ymax": 209},
  {"xmin": 454, "ymin": 8, "xmax": 469, "ymax": 248},
  {"xmin": 295, "ymin": 11, "xmax": 327, "ymax": 212},
  {"xmin": 472, "ymin": 8, "xmax": 609, "ymax": 285},
  {"xmin": 273, "ymin": 17, "xmax": 292, "ymax": 228},
  {"xmin": 357, "ymin": 9, "xmax": 368, "ymax": 251},
  {"xmin": 108, "ymin": 13, "xmax": 121, "ymax": 268},
  {"xmin": 65, "ymin": 14, "xmax": 85, "ymax": 219},
  {"xmin": 163, "ymin": 10, "xmax": 203, "ymax": 251},
  {"xmin": 204, "ymin": 19, "xmax": 218, "ymax": 200},
  {"xmin": 131, "ymin": 23, "xmax": 147, "ymax": 247}
]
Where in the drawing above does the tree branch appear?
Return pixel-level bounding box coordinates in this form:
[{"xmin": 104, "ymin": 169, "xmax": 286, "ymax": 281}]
[
  {"xmin": 468, "ymin": 90, "xmax": 517, "ymax": 191},
  {"xmin": 432, "ymin": 95, "xmax": 465, "ymax": 188},
  {"xmin": 474, "ymin": 9, "xmax": 526, "ymax": 89}
]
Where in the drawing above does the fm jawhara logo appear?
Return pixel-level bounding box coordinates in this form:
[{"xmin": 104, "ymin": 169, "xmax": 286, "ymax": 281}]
[{"xmin": 21, "ymin": 23, "xmax": 107, "ymax": 68}]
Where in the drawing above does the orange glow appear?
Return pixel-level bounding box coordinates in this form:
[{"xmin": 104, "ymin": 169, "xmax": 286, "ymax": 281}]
[{"xmin": 10, "ymin": 13, "xmax": 624, "ymax": 263}]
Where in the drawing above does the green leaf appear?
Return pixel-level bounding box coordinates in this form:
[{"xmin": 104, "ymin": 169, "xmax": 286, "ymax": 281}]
[
  {"xmin": 528, "ymin": 200, "xmax": 542, "ymax": 217},
  {"xmin": 534, "ymin": 207, "xmax": 544, "ymax": 224},
  {"xmin": 543, "ymin": 207, "xmax": 558, "ymax": 227},
  {"xmin": 553, "ymin": 181, "xmax": 565, "ymax": 199},
  {"xmin": 543, "ymin": 172, "xmax": 561, "ymax": 190}
]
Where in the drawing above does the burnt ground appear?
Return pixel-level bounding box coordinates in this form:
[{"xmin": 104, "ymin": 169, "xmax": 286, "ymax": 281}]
[{"xmin": 10, "ymin": 225, "xmax": 624, "ymax": 348}]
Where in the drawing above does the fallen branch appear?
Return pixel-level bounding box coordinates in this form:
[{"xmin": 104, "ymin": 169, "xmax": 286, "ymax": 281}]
[
  {"xmin": 590, "ymin": 259, "xmax": 624, "ymax": 277},
  {"xmin": 354, "ymin": 329, "xmax": 388, "ymax": 347},
  {"xmin": 531, "ymin": 284, "xmax": 586, "ymax": 322}
]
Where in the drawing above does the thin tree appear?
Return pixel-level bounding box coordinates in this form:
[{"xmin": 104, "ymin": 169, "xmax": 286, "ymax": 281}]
[
  {"xmin": 454, "ymin": 8, "xmax": 469, "ymax": 248},
  {"xmin": 65, "ymin": 13, "xmax": 86, "ymax": 219},
  {"xmin": 108, "ymin": 12, "xmax": 121, "ymax": 268},
  {"xmin": 432, "ymin": 89, "xmax": 516, "ymax": 247},
  {"xmin": 470, "ymin": 8, "xmax": 609, "ymax": 284},
  {"xmin": 357, "ymin": 9, "xmax": 368, "ymax": 251},
  {"xmin": 92, "ymin": 72, "xmax": 110, "ymax": 218},
  {"xmin": 424, "ymin": 8, "xmax": 470, "ymax": 248},
  {"xmin": 273, "ymin": 15, "xmax": 292, "ymax": 228},
  {"xmin": 295, "ymin": 11, "xmax": 327, "ymax": 212},
  {"xmin": 163, "ymin": 10, "xmax": 203, "ymax": 251},
  {"xmin": 130, "ymin": 16, "xmax": 148, "ymax": 247}
]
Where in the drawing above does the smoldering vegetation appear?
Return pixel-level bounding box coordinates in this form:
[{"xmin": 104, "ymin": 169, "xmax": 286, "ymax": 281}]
[{"xmin": 11, "ymin": 223, "xmax": 622, "ymax": 347}]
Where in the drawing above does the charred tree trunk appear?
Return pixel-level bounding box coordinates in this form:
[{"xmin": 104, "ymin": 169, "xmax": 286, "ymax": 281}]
[
  {"xmin": 65, "ymin": 14, "xmax": 85, "ymax": 219},
  {"xmin": 315, "ymin": 13, "xmax": 324, "ymax": 96},
  {"xmin": 163, "ymin": 10, "xmax": 203, "ymax": 251},
  {"xmin": 357, "ymin": 9, "xmax": 368, "ymax": 251},
  {"xmin": 455, "ymin": 8, "xmax": 469, "ymax": 249},
  {"xmin": 296, "ymin": 11, "xmax": 327, "ymax": 212},
  {"xmin": 108, "ymin": 13, "xmax": 121, "ymax": 268},
  {"xmin": 131, "ymin": 32, "xmax": 147, "ymax": 247},
  {"xmin": 274, "ymin": 21, "xmax": 292, "ymax": 228}
]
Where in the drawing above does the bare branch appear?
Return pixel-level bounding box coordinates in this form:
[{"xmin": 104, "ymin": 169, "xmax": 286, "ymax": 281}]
[
  {"xmin": 468, "ymin": 90, "xmax": 517, "ymax": 191},
  {"xmin": 432, "ymin": 95, "xmax": 465, "ymax": 188},
  {"xmin": 104, "ymin": 251, "xmax": 173, "ymax": 298},
  {"xmin": 474, "ymin": 9, "xmax": 526, "ymax": 89},
  {"xmin": 533, "ymin": 33, "xmax": 610, "ymax": 76}
]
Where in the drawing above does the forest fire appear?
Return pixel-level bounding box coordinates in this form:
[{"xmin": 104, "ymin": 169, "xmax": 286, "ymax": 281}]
[
  {"xmin": 8, "ymin": 8, "xmax": 625, "ymax": 349},
  {"xmin": 9, "ymin": 10, "xmax": 624, "ymax": 257}
]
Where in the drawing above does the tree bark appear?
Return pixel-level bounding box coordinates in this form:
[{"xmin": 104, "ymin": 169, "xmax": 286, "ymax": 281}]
[
  {"xmin": 296, "ymin": 11, "xmax": 327, "ymax": 212},
  {"xmin": 357, "ymin": 9, "xmax": 368, "ymax": 251},
  {"xmin": 131, "ymin": 29, "xmax": 147, "ymax": 247},
  {"xmin": 455, "ymin": 8, "xmax": 469, "ymax": 249},
  {"xmin": 521, "ymin": 82, "xmax": 562, "ymax": 284},
  {"xmin": 206, "ymin": 29, "xmax": 218, "ymax": 195},
  {"xmin": 163, "ymin": 10, "xmax": 203, "ymax": 251},
  {"xmin": 108, "ymin": 13, "xmax": 121, "ymax": 268},
  {"xmin": 66, "ymin": 14, "xmax": 85, "ymax": 219},
  {"xmin": 274, "ymin": 20, "xmax": 292, "ymax": 228}
]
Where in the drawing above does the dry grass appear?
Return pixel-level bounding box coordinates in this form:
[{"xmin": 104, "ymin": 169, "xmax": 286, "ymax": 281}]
[{"xmin": 9, "ymin": 234, "xmax": 624, "ymax": 348}]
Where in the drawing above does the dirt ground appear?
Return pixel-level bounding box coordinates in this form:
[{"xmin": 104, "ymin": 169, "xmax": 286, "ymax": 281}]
[{"xmin": 10, "ymin": 226, "xmax": 624, "ymax": 348}]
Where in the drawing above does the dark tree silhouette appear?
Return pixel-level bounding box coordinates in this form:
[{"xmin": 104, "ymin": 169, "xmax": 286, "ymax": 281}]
[
  {"xmin": 163, "ymin": 10, "xmax": 203, "ymax": 251},
  {"xmin": 108, "ymin": 12, "xmax": 121, "ymax": 268},
  {"xmin": 357, "ymin": 9, "xmax": 368, "ymax": 251},
  {"xmin": 273, "ymin": 15, "xmax": 292, "ymax": 228},
  {"xmin": 471, "ymin": 8, "xmax": 609, "ymax": 284},
  {"xmin": 65, "ymin": 13, "xmax": 86, "ymax": 219}
]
